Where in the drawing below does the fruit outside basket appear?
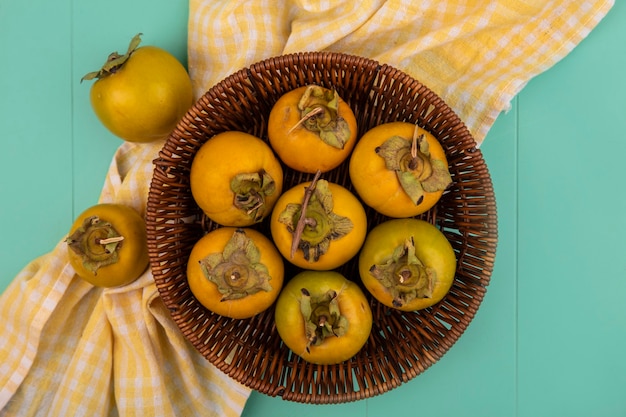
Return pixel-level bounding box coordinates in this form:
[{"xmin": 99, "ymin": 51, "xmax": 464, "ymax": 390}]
[{"xmin": 146, "ymin": 51, "xmax": 498, "ymax": 404}]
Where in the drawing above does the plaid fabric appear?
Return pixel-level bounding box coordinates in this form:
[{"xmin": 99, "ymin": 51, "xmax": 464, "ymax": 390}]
[
  {"xmin": 0, "ymin": 141, "xmax": 250, "ymax": 416},
  {"xmin": 0, "ymin": 1, "xmax": 614, "ymax": 416},
  {"xmin": 188, "ymin": 0, "xmax": 614, "ymax": 145}
]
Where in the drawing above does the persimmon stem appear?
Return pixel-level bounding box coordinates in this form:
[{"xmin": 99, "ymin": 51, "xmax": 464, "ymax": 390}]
[
  {"xmin": 411, "ymin": 124, "xmax": 419, "ymax": 159},
  {"xmin": 245, "ymin": 197, "xmax": 263, "ymax": 215},
  {"xmin": 97, "ymin": 236, "xmax": 125, "ymax": 245},
  {"xmin": 290, "ymin": 170, "xmax": 323, "ymax": 259},
  {"xmin": 287, "ymin": 106, "xmax": 325, "ymax": 135}
]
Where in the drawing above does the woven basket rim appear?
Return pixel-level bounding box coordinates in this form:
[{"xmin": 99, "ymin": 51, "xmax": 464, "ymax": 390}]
[{"xmin": 146, "ymin": 51, "xmax": 498, "ymax": 404}]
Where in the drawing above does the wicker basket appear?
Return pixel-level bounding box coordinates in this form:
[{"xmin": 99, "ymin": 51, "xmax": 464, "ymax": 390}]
[{"xmin": 146, "ymin": 51, "xmax": 497, "ymax": 404}]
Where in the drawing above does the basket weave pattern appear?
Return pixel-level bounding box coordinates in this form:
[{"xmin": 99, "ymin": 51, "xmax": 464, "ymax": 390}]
[{"xmin": 146, "ymin": 52, "xmax": 497, "ymax": 404}]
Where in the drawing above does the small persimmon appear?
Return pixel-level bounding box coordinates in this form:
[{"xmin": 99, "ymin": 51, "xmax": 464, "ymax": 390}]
[
  {"xmin": 82, "ymin": 33, "xmax": 193, "ymax": 143},
  {"xmin": 65, "ymin": 203, "xmax": 149, "ymax": 287},
  {"xmin": 270, "ymin": 174, "xmax": 367, "ymax": 271},
  {"xmin": 190, "ymin": 131, "xmax": 283, "ymax": 227},
  {"xmin": 358, "ymin": 218, "xmax": 456, "ymax": 311},
  {"xmin": 349, "ymin": 121, "xmax": 452, "ymax": 218},
  {"xmin": 187, "ymin": 227, "xmax": 284, "ymax": 319},
  {"xmin": 274, "ymin": 270, "xmax": 372, "ymax": 365},
  {"xmin": 267, "ymin": 85, "xmax": 358, "ymax": 173}
]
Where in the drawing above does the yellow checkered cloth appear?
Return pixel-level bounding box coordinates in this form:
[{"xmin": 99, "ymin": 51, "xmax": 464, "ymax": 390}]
[
  {"xmin": 0, "ymin": 1, "xmax": 614, "ymax": 416},
  {"xmin": 189, "ymin": 0, "xmax": 614, "ymax": 145},
  {"xmin": 0, "ymin": 142, "xmax": 250, "ymax": 416}
]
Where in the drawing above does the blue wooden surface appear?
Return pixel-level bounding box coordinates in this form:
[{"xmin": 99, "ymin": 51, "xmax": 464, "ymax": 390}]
[{"xmin": 1, "ymin": 1, "xmax": 624, "ymax": 416}]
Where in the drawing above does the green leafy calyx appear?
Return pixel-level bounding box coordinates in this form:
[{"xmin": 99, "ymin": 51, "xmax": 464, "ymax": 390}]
[
  {"xmin": 81, "ymin": 33, "xmax": 143, "ymax": 82},
  {"xmin": 299, "ymin": 287, "xmax": 349, "ymax": 353},
  {"xmin": 294, "ymin": 85, "xmax": 352, "ymax": 149},
  {"xmin": 230, "ymin": 169, "xmax": 277, "ymax": 223},
  {"xmin": 65, "ymin": 216, "xmax": 125, "ymax": 274},
  {"xmin": 375, "ymin": 129, "xmax": 452, "ymax": 205},
  {"xmin": 199, "ymin": 228, "xmax": 273, "ymax": 301},
  {"xmin": 368, "ymin": 236, "xmax": 436, "ymax": 308}
]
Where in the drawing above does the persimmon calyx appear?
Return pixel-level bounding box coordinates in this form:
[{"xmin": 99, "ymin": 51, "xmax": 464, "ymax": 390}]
[
  {"xmin": 368, "ymin": 236, "xmax": 436, "ymax": 308},
  {"xmin": 198, "ymin": 228, "xmax": 273, "ymax": 301},
  {"xmin": 375, "ymin": 128, "xmax": 452, "ymax": 205},
  {"xmin": 295, "ymin": 84, "xmax": 352, "ymax": 149},
  {"xmin": 230, "ymin": 169, "xmax": 277, "ymax": 223},
  {"xmin": 299, "ymin": 287, "xmax": 349, "ymax": 353},
  {"xmin": 278, "ymin": 177, "xmax": 353, "ymax": 262},
  {"xmin": 65, "ymin": 216, "xmax": 124, "ymax": 274},
  {"xmin": 81, "ymin": 33, "xmax": 143, "ymax": 82}
]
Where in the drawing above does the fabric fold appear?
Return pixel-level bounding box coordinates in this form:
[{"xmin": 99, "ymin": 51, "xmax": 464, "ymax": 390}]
[
  {"xmin": 0, "ymin": 142, "xmax": 250, "ymax": 417},
  {"xmin": 188, "ymin": 0, "xmax": 614, "ymax": 145}
]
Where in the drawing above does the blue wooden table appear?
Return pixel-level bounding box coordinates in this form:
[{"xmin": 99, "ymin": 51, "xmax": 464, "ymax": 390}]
[{"xmin": 1, "ymin": 1, "xmax": 624, "ymax": 416}]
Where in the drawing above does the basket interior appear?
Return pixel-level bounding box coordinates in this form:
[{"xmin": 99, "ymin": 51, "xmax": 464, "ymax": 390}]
[{"xmin": 146, "ymin": 51, "xmax": 497, "ymax": 404}]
